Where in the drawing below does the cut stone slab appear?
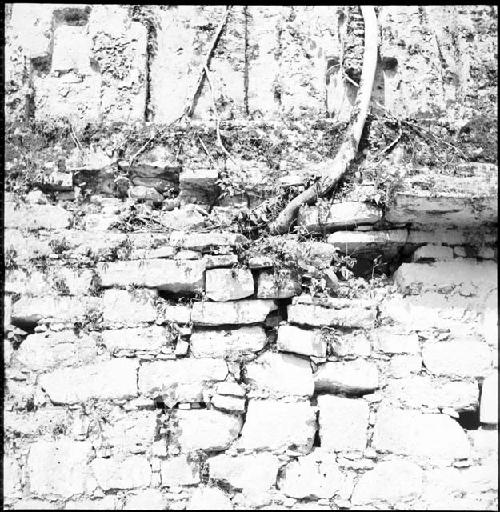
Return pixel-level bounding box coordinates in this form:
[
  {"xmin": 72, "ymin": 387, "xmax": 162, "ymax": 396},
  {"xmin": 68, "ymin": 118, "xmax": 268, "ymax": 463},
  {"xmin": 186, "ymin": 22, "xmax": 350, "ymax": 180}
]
[
  {"xmin": 190, "ymin": 326, "xmax": 267, "ymax": 358},
  {"xmin": 179, "ymin": 168, "xmax": 219, "ymax": 204},
  {"xmin": 298, "ymin": 201, "xmax": 383, "ymax": 233},
  {"xmin": 5, "ymin": 202, "xmax": 71, "ymax": 230},
  {"xmin": 373, "ymin": 329, "xmax": 420, "ymax": 355},
  {"xmin": 39, "ymin": 358, "xmax": 139, "ymax": 404},
  {"xmin": 372, "ymin": 407, "xmax": 471, "ymax": 460},
  {"xmin": 205, "ymin": 268, "xmax": 254, "ymax": 301},
  {"xmin": 98, "ymin": 258, "xmax": 205, "ymax": 293},
  {"xmin": 171, "ymin": 409, "xmax": 243, "ymax": 452},
  {"xmin": 288, "ymin": 302, "xmax": 375, "ymax": 329},
  {"xmin": 327, "ymin": 229, "xmax": 408, "ymax": 255},
  {"xmin": 422, "ymin": 341, "xmax": 492, "ymax": 378},
  {"xmin": 192, "ymin": 300, "xmax": 277, "ymax": 326},
  {"xmin": 318, "ymin": 396, "xmax": 369, "ymax": 452},
  {"xmin": 158, "ymin": 304, "xmax": 192, "ymax": 324},
  {"xmin": 100, "ymin": 326, "xmax": 174, "ymax": 354},
  {"xmin": 160, "ymin": 455, "xmax": 200, "ymax": 487},
  {"xmin": 187, "ymin": 487, "xmax": 233, "ymax": 511},
  {"xmin": 102, "ymin": 289, "xmax": 158, "ymax": 326},
  {"xmin": 204, "ymin": 254, "xmax": 239, "ymax": 269},
  {"xmin": 245, "ymin": 352, "xmax": 315, "ymax": 399},
  {"xmin": 480, "ymin": 373, "xmax": 498, "ymax": 425},
  {"xmin": 277, "ymin": 325, "xmax": 327, "ymax": 358},
  {"xmin": 212, "ymin": 394, "xmax": 246, "ymax": 412},
  {"xmin": 28, "ymin": 440, "xmax": 94, "ymax": 498},
  {"xmin": 351, "ymin": 460, "xmax": 423, "ymax": 506},
  {"xmin": 314, "ymin": 359, "xmax": 379, "ymax": 395},
  {"xmin": 123, "ymin": 490, "xmax": 167, "ymax": 510},
  {"xmin": 257, "ymin": 269, "xmax": 302, "ymax": 299},
  {"xmin": 412, "ymin": 244, "xmax": 454, "ymax": 262},
  {"xmin": 278, "ymin": 450, "xmax": 345, "ymax": 499},
  {"xmin": 91, "ymin": 456, "xmax": 151, "ymax": 490},
  {"xmin": 236, "ymin": 399, "xmax": 316, "ymax": 454},
  {"xmin": 170, "ymin": 231, "xmax": 247, "ymax": 250}
]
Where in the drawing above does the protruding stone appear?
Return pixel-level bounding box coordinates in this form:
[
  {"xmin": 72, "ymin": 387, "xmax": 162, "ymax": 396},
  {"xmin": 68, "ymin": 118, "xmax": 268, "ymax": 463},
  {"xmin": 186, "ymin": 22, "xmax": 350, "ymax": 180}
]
[
  {"xmin": 205, "ymin": 268, "xmax": 254, "ymax": 301},
  {"xmin": 314, "ymin": 360, "xmax": 379, "ymax": 395},
  {"xmin": 277, "ymin": 325, "xmax": 327, "ymax": 358},
  {"xmin": 192, "ymin": 300, "xmax": 277, "ymax": 326},
  {"xmin": 412, "ymin": 244, "xmax": 454, "ymax": 262},
  {"xmin": 480, "ymin": 373, "xmax": 498, "ymax": 425},
  {"xmin": 288, "ymin": 302, "xmax": 376, "ymax": 329}
]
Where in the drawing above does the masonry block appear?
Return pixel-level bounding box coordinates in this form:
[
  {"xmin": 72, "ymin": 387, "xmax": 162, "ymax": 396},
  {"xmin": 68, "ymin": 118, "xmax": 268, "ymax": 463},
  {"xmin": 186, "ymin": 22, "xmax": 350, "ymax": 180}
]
[
  {"xmin": 91, "ymin": 455, "xmax": 151, "ymax": 490},
  {"xmin": 314, "ymin": 359, "xmax": 379, "ymax": 395},
  {"xmin": 288, "ymin": 302, "xmax": 376, "ymax": 329},
  {"xmin": 102, "ymin": 289, "xmax": 158, "ymax": 326},
  {"xmin": 100, "ymin": 326, "xmax": 174, "ymax": 354},
  {"xmin": 257, "ymin": 269, "xmax": 302, "ymax": 299},
  {"xmin": 191, "ymin": 300, "xmax": 277, "ymax": 326},
  {"xmin": 480, "ymin": 373, "xmax": 498, "ymax": 425},
  {"xmin": 277, "ymin": 325, "xmax": 327, "ymax": 358},
  {"xmin": 160, "ymin": 455, "xmax": 200, "ymax": 487},
  {"xmin": 5, "ymin": 202, "xmax": 71, "ymax": 230},
  {"xmin": 205, "ymin": 268, "xmax": 254, "ymax": 301}
]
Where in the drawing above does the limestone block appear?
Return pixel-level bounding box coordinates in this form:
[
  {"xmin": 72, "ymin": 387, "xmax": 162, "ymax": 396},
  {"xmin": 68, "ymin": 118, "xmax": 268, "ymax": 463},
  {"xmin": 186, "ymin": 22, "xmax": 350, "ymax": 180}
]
[
  {"xmin": 15, "ymin": 331, "xmax": 97, "ymax": 371},
  {"xmin": 412, "ymin": 244, "xmax": 454, "ymax": 262},
  {"xmin": 102, "ymin": 289, "xmax": 158, "ymax": 326},
  {"xmin": 28, "ymin": 440, "xmax": 94, "ymax": 498},
  {"xmin": 205, "ymin": 268, "xmax": 254, "ymax": 301},
  {"xmin": 351, "ymin": 460, "xmax": 423, "ymax": 506},
  {"xmin": 5, "ymin": 229, "xmax": 52, "ymax": 263},
  {"xmin": 480, "ymin": 290, "xmax": 498, "ymax": 346},
  {"xmin": 187, "ymin": 486, "xmax": 233, "ymax": 511},
  {"xmin": 422, "ymin": 341, "xmax": 492, "ymax": 378},
  {"xmin": 298, "ymin": 202, "xmax": 383, "ymax": 233},
  {"xmin": 192, "ymin": 300, "xmax": 277, "ymax": 326},
  {"xmin": 389, "ymin": 354, "xmax": 423, "ymax": 378},
  {"xmin": 138, "ymin": 359, "xmax": 227, "ymax": 406},
  {"xmin": 204, "ymin": 254, "xmax": 239, "ymax": 269},
  {"xmin": 64, "ymin": 496, "xmax": 118, "ymax": 510},
  {"xmin": 480, "ymin": 373, "xmax": 498, "ymax": 425},
  {"xmin": 159, "ymin": 304, "xmax": 192, "ymax": 324},
  {"xmin": 123, "ymin": 490, "xmax": 166, "ymax": 510},
  {"xmin": 245, "ymin": 352, "xmax": 314, "ymax": 398},
  {"xmin": 314, "ymin": 359, "xmax": 379, "ymax": 395},
  {"xmin": 39, "ymin": 358, "xmax": 139, "ymax": 404},
  {"xmin": 331, "ymin": 331, "xmax": 371, "ymax": 358},
  {"xmin": 160, "ymin": 455, "xmax": 200, "ymax": 486},
  {"xmin": 101, "ymin": 326, "xmax": 174, "ymax": 354},
  {"xmin": 237, "ymin": 400, "xmax": 316, "ymax": 453},
  {"xmin": 277, "ymin": 325, "xmax": 326, "ymax": 358},
  {"xmin": 170, "ymin": 231, "xmax": 247, "ymax": 250},
  {"xmin": 257, "ymin": 269, "xmax": 302, "ymax": 299},
  {"xmin": 5, "ymin": 202, "xmax": 71, "ymax": 230},
  {"xmin": 98, "ymin": 258, "xmax": 205, "ymax": 293},
  {"xmin": 209, "ymin": 453, "xmax": 281, "ymax": 492},
  {"xmin": 278, "ymin": 450, "xmax": 344, "ymax": 499},
  {"xmin": 318, "ymin": 396, "xmax": 369, "ymax": 452},
  {"xmin": 212, "ymin": 394, "xmax": 246, "ymax": 412},
  {"xmin": 3, "ymin": 456, "xmax": 22, "ymax": 501},
  {"xmin": 91, "ymin": 455, "xmax": 151, "ymax": 490},
  {"xmin": 179, "ymin": 169, "xmax": 219, "ymax": 204},
  {"xmin": 288, "ymin": 303, "xmax": 376, "ymax": 329},
  {"xmin": 129, "ymin": 185, "xmax": 164, "ymax": 203},
  {"xmin": 327, "ymin": 230, "xmax": 408, "ymax": 254},
  {"xmin": 51, "ymin": 25, "xmax": 93, "ymax": 74},
  {"xmin": 171, "ymin": 409, "xmax": 243, "ymax": 452},
  {"xmin": 159, "ymin": 206, "xmax": 207, "ymax": 231},
  {"xmin": 372, "ymin": 408, "xmax": 470, "ymax": 460},
  {"xmin": 190, "ymin": 326, "xmax": 267, "ymax": 358},
  {"xmin": 373, "ymin": 329, "xmax": 420, "ymax": 355}
]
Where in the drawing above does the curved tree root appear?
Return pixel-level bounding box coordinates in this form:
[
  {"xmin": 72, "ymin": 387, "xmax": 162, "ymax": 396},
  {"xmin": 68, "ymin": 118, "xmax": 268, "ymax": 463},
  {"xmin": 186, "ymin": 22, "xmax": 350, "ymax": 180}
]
[{"xmin": 269, "ymin": 6, "xmax": 379, "ymax": 234}]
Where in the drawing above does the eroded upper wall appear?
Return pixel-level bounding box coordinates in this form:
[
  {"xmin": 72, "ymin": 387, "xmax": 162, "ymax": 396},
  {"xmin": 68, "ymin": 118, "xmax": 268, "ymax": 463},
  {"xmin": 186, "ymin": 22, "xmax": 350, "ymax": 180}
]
[{"xmin": 5, "ymin": 4, "xmax": 498, "ymax": 126}]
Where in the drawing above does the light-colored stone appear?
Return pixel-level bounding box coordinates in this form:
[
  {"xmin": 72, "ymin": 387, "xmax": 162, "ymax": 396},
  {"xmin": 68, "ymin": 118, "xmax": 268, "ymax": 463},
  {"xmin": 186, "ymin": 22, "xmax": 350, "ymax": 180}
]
[
  {"xmin": 237, "ymin": 400, "xmax": 316, "ymax": 453},
  {"xmin": 412, "ymin": 244, "xmax": 454, "ymax": 262},
  {"xmin": 373, "ymin": 329, "xmax": 420, "ymax": 355},
  {"xmin": 170, "ymin": 231, "xmax": 247, "ymax": 250},
  {"xmin": 351, "ymin": 460, "xmax": 424, "ymax": 506},
  {"xmin": 187, "ymin": 486, "xmax": 233, "ymax": 510},
  {"xmin": 288, "ymin": 303, "xmax": 376, "ymax": 329},
  {"xmin": 257, "ymin": 269, "xmax": 302, "ymax": 299},
  {"xmin": 318, "ymin": 396, "xmax": 369, "ymax": 452},
  {"xmin": 102, "ymin": 289, "xmax": 158, "ymax": 325},
  {"xmin": 123, "ymin": 490, "xmax": 166, "ymax": 510},
  {"xmin": 278, "ymin": 450, "xmax": 345, "ymax": 498},
  {"xmin": 3, "ymin": 456, "xmax": 22, "ymax": 501},
  {"xmin": 98, "ymin": 259, "xmax": 205, "ymax": 293},
  {"xmin": 91, "ymin": 455, "xmax": 151, "ymax": 490},
  {"xmin": 327, "ymin": 230, "xmax": 408, "ymax": 254},
  {"xmin": 480, "ymin": 373, "xmax": 498, "ymax": 425},
  {"xmin": 192, "ymin": 300, "xmax": 277, "ymax": 326},
  {"xmin": 209, "ymin": 453, "xmax": 281, "ymax": 492},
  {"xmin": 422, "ymin": 341, "xmax": 492, "ymax": 378},
  {"xmin": 245, "ymin": 352, "xmax": 314, "ymax": 398},
  {"xmin": 204, "ymin": 253, "xmax": 239, "ymax": 268},
  {"xmin": 65, "ymin": 496, "xmax": 117, "ymax": 510},
  {"xmin": 315, "ymin": 359, "xmax": 379, "ymax": 395},
  {"xmin": 160, "ymin": 206, "xmax": 207, "ymax": 230},
  {"xmin": 330, "ymin": 331, "xmax": 371, "ymax": 358},
  {"xmin": 171, "ymin": 409, "xmax": 243, "ymax": 452},
  {"xmin": 28, "ymin": 440, "xmax": 94, "ymax": 498},
  {"xmin": 205, "ymin": 268, "xmax": 254, "ymax": 301},
  {"xmin": 138, "ymin": 358, "xmax": 227, "ymax": 406},
  {"xmin": 39, "ymin": 358, "xmax": 139, "ymax": 404},
  {"xmin": 11, "ymin": 296, "xmax": 94, "ymax": 325},
  {"xmin": 389, "ymin": 354, "xmax": 423, "ymax": 378},
  {"xmin": 159, "ymin": 304, "xmax": 192, "ymax": 324},
  {"xmin": 212, "ymin": 394, "xmax": 246, "ymax": 412},
  {"xmin": 277, "ymin": 325, "xmax": 326, "ymax": 358},
  {"xmin": 160, "ymin": 455, "xmax": 200, "ymax": 486},
  {"xmin": 5, "ymin": 202, "xmax": 71, "ymax": 230},
  {"xmin": 373, "ymin": 408, "xmax": 470, "ymax": 460},
  {"xmin": 101, "ymin": 326, "xmax": 173, "ymax": 353}
]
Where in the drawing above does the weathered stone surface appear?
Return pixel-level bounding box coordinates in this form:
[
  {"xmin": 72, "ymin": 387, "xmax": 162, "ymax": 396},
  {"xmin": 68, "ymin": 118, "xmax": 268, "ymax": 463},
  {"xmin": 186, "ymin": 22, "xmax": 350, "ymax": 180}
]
[
  {"xmin": 158, "ymin": 304, "xmax": 192, "ymax": 324},
  {"xmin": 187, "ymin": 486, "xmax": 233, "ymax": 510},
  {"xmin": 4, "ymin": 456, "xmax": 22, "ymax": 501},
  {"xmin": 102, "ymin": 289, "xmax": 158, "ymax": 325},
  {"xmin": 480, "ymin": 289, "xmax": 498, "ymax": 346},
  {"xmin": 192, "ymin": 300, "xmax": 277, "ymax": 326},
  {"xmin": 179, "ymin": 169, "xmax": 219, "ymax": 204},
  {"xmin": 28, "ymin": 440, "xmax": 94, "ymax": 498},
  {"xmin": 373, "ymin": 329, "xmax": 420, "ymax": 355},
  {"xmin": 330, "ymin": 331, "xmax": 371, "ymax": 358},
  {"xmin": 101, "ymin": 326, "xmax": 174, "ymax": 354},
  {"xmin": 129, "ymin": 185, "xmax": 164, "ymax": 202},
  {"xmin": 257, "ymin": 269, "xmax": 302, "ymax": 299},
  {"xmin": 288, "ymin": 302, "xmax": 376, "ymax": 329},
  {"xmin": 412, "ymin": 244, "xmax": 454, "ymax": 262},
  {"xmin": 5, "ymin": 202, "xmax": 71, "ymax": 230},
  {"xmin": 205, "ymin": 268, "xmax": 254, "ymax": 301},
  {"xmin": 209, "ymin": 453, "xmax": 281, "ymax": 492},
  {"xmin": 170, "ymin": 231, "xmax": 247, "ymax": 250},
  {"xmin": 480, "ymin": 373, "xmax": 498, "ymax": 425},
  {"xmin": 91, "ymin": 456, "xmax": 151, "ymax": 490},
  {"xmin": 16, "ymin": 331, "xmax": 97, "ymax": 371},
  {"xmin": 123, "ymin": 490, "xmax": 166, "ymax": 510},
  {"xmin": 277, "ymin": 325, "xmax": 326, "ymax": 358},
  {"xmin": 327, "ymin": 230, "xmax": 408, "ymax": 254},
  {"xmin": 64, "ymin": 496, "xmax": 118, "ymax": 510},
  {"xmin": 98, "ymin": 259, "xmax": 205, "ymax": 293},
  {"xmin": 138, "ymin": 359, "xmax": 227, "ymax": 406},
  {"xmin": 245, "ymin": 352, "xmax": 314, "ymax": 398},
  {"xmin": 39, "ymin": 358, "xmax": 139, "ymax": 404},
  {"xmin": 314, "ymin": 360, "xmax": 379, "ymax": 395},
  {"xmin": 204, "ymin": 253, "xmax": 239, "ymax": 269},
  {"xmin": 160, "ymin": 455, "xmax": 200, "ymax": 486},
  {"xmin": 5, "ymin": 229, "xmax": 52, "ymax": 263},
  {"xmin": 318, "ymin": 396, "xmax": 369, "ymax": 452},
  {"xmin": 278, "ymin": 450, "xmax": 345, "ymax": 499},
  {"xmin": 422, "ymin": 341, "xmax": 492, "ymax": 378},
  {"xmin": 373, "ymin": 408, "xmax": 470, "ymax": 460},
  {"xmin": 160, "ymin": 206, "xmax": 207, "ymax": 231},
  {"xmin": 351, "ymin": 460, "xmax": 424, "ymax": 506},
  {"xmin": 395, "ymin": 260, "xmax": 497, "ymax": 295},
  {"xmin": 212, "ymin": 394, "xmax": 246, "ymax": 412},
  {"xmin": 298, "ymin": 202, "xmax": 383, "ymax": 233},
  {"xmin": 237, "ymin": 400, "xmax": 316, "ymax": 453},
  {"xmin": 171, "ymin": 409, "xmax": 243, "ymax": 452},
  {"xmin": 190, "ymin": 326, "xmax": 267, "ymax": 358}
]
